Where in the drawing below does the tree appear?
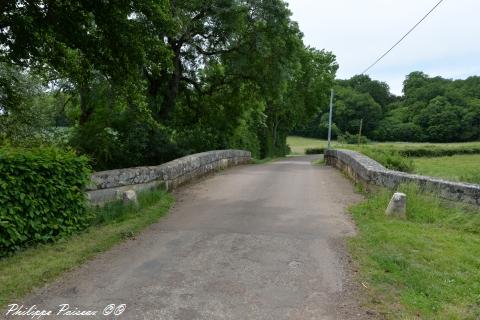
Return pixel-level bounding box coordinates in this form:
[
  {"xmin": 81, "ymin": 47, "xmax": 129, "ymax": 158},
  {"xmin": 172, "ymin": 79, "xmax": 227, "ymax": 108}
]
[
  {"xmin": 0, "ymin": 63, "xmax": 55, "ymax": 144},
  {"xmin": 1, "ymin": 0, "xmax": 338, "ymax": 167},
  {"xmin": 1, "ymin": 0, "xmax": 172, "ymax": 124},
  {"xmin": 342, "ymin": 74, "xmax": 394, "ymax": 107},
  {"xmin": 334, "ymin": 86, "xmax": 382, "ymax": 137}
]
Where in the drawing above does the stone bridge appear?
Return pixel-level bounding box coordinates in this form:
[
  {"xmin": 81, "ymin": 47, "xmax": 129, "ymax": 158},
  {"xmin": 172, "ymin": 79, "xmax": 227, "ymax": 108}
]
[{"xmin": 18, "ymin": 152, "xmax": 368, "ymax": 319}]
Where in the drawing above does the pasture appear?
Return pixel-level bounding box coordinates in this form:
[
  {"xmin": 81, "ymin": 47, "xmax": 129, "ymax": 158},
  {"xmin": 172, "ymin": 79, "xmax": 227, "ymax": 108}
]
[{"xmin": 288, "ymin": 136, "xmax": 480, "ymax": 184}]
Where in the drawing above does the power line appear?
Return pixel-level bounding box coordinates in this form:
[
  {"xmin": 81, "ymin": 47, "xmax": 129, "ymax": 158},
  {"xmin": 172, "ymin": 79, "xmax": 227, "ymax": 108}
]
[{"xmin": 361, "ymin": 0, "xmax": 446, "ymax": 75}]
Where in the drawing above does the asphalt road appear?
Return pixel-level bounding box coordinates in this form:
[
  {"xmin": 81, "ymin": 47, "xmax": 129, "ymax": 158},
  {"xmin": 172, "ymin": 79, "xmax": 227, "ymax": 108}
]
[{"xmin": 16, "ymin": 156, "xmax": 366, "ymax": 320}]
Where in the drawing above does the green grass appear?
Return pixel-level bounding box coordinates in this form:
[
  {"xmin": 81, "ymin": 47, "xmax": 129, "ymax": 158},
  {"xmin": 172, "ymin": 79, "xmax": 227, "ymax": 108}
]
[
  {"xmin": 287, "ymin": 136, "xmax": 415, "ymax": 171},
  {"xmin": 356, "ymin": 147, "xmax": 415, "ymax": 172},
  {"xmin": 0, "ymin": 188, "xmax": 174, "ymax": 308},
  {"xmin": 288, "ymin": 136, "xmax": 480, "ymax": 180},
  {"xmin": 288, "ymin": 136, "xmax": 480, "ymax": 155},
  {"xmin": 311, "ymin": 157, "xmax": 325, "ymax": 165},
  {"xmin": 412, "ymin": 154, "xmax": 480, "ymax": 184},
  {"xmin": 349, "ymin": 185, "xmax": 480, "ymax": 319},
  {"xmin": 287, "ymin": 136, "xmax": 328, "ymax": 154},
  {"xmin": 366, "ymin": 141, "xmax": 480, "ymax": 151}
]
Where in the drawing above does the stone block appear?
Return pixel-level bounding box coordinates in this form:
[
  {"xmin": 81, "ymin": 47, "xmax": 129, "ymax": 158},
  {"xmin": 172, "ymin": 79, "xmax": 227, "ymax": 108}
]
[
  {"xmin": 123, "ymin": 190, "xmax": 138, "ymax": 205},
  {"xmin": 385, "ymin": 192, "xmax": 407, "ymax": 218}
]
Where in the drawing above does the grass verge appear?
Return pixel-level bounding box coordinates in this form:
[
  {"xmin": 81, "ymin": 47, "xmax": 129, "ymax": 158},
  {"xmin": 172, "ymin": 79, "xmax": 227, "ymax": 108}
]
[
  {"xmin": 349, "ymin": 184, "xmax": 480, "ymax": 319},
  {"xmin": 0, "ymin": 188, "xmax": 174, "ymax": 308},
  {"xmin": 311, "ymin": 157, "xmax": 325, "ymax": 166}
]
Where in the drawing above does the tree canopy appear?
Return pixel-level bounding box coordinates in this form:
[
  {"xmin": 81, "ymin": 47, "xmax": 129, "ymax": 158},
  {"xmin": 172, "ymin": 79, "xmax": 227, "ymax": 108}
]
[
  {"xmin": 1, "ymin": 0, "xmax": 338, "ymax": 169},
  {"xmin": 295, "ymin": 73, "xmax": 480, "ymax": 143}
]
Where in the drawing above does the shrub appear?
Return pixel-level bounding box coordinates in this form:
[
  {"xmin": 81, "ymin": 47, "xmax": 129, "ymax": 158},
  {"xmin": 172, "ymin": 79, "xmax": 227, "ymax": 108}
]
[
  {"xmin": 0, "ymin": 147, "xmax": 91, "ymax": 256},
  {"xmin": 358, "ymin": 147, "xmax": 415, "ymax": 173},
  {"xmin": 305, "ymin": 147, "xmax": 325, "ymax": 154},
  {"xmin": 396, "ymin": 146, "xmax": 480, "ymax": 158},
  {"xmin": 338, "ymin": 132, "xmax": 370, "ymax": 145}
]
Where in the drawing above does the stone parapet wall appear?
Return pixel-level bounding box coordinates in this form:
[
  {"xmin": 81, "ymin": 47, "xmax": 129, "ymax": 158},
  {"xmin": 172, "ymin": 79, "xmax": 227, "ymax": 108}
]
[
  {"xmin": 325, "ymin": 149, "xmax": 480, "ymax": 206},
  {"xmin": 87, "ymin": 150, "xmax": 251, "ymax": 204}
]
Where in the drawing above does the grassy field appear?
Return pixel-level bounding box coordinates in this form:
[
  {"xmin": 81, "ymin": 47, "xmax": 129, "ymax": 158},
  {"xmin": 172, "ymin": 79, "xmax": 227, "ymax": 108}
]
[
  {"xmin": 287, "ymin": 136, "xmax": 329, "ymax": 154},
  {"xmin": 356, "ymin": 141, "xmax": 480, "ymax": 149},
  {"xmin": 287, "ymin": 136, "xmax": 480, "ymax": 155},
  {"xmin": 349, "ymin": 185, "xmax": 480, "ymax": 319},
  {"xmin": 413, "ymin": 154, "xmax": 480, "ymax": 184},
  {"xmin": 0, "ymin": 189, "xmax": 174, "ymax": 308},
  {"xmin": 288, "ymin": 136, "xmax": 480, "ymax": 183}
]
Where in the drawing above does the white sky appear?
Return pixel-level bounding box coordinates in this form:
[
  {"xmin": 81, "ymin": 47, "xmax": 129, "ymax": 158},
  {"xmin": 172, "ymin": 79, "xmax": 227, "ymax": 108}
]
[{"xmin": 285, "ymin": 0, "xmax": 480, "ymax": 95}]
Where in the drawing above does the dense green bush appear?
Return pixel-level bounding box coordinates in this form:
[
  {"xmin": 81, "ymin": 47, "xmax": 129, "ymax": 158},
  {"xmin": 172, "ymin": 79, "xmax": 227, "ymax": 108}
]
[
  {"xmin": 396, "ymin": 146, "xmax": 480, "ymax": 157},
  {"xmin": 0, "ymin": 147, "xmax": 91, "ymax": 256},
  {"xmin": 357, "ymin": 147, "xmax": 415, "ymax": 173},
  {"xmin": 305, "ymin": 147, "xmax": 325, "ymax": 155},
  {"xmin": 338, "ymin": 132, "xmax": 370, "ymax": 145}
]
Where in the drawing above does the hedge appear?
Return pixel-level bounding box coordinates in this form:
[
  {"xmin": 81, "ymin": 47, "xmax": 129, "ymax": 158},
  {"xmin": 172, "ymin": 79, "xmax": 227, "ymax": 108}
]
[
  {"xmin": 0, "ymin": 147, "xmax": 91, "ymax": 256},
  {"xmin": 395, "ymin": 146, "xmax": 480, "ymax": 158},
  {"xmin": 305, "ymin": 147, "xmax": 325, "ymax": 155}
]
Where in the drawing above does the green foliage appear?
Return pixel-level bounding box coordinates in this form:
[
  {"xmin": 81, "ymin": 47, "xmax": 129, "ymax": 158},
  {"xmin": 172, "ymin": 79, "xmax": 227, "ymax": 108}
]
[
  {"xmin": 353, "ymin": 142, "xmax": 480, "ymax": 158},
  {"xmin": 0, "ymin": 63, "xmax": 58, "ymax": 145},
  {"xmin": 293, "ymin": 113, "xmax": 341, "ymax": 140},
  {"xmin": 334, "ymin": 86, "xmax": 383, "ymax": 138},
  {"xmin": 1, "ymin": 0, "xmax": 338, "ymax": 166},
  {"xmin": 395, "ymin": 145, "xmax": 480, "ymax": 157},
  {"xmin": 356, "ymin": 147, "xmax": 415, "ymax": 172},
  {"xmin": 294, "ymin": 74, "xmax": 390, "ymax": 140},
  {"xmin": 349, "ymin": 185, "xmax": 480, "ymax": 319},
  {"xmin": 65, "ymin": 76, "xmax": 184, "ymax": 170},
  {"xmin": 287, "ymin": 136, "xmax": 328, "ymax": 155},
  {"xmin": 228, "ymin": 109, "xmax": 263, "ymax": 159},
  {"xmin": 374, "ymin": 120, "xmax": 424, "ymax": 142},
  {"xmin": 305, "ymin": 147, "xmax": 325, "ymax": 155},
  {"xmin": 91, "ymin": 188, "xmax": 171, "ymax": 226},
  {"xmin": 298, "ymin": 72, "xmax": 480, "ymax": 144},
  {"xmin": 0, "ymin": 188, "xmax": 174, "ymax": 307},
  {"xmin": 379, "ymin": 73, "xmax": 480, "ymax": 142},
  {"xmin": 0, "ymin": 147, "xmax": 91, "ymax": 256},
  {"xmin": 343, "ymin": 74, "xmax": 395, "ymax": 107},
  {"xmin": 337, "ymin": 132, "xmax": 370, "ymax": 145}
]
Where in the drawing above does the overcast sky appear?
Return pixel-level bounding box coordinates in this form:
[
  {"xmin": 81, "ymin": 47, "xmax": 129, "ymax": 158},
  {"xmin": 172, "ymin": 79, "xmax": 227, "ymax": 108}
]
[{"xmin": 285, "ymin": 0, "xmax": 480, "ymax": 95}]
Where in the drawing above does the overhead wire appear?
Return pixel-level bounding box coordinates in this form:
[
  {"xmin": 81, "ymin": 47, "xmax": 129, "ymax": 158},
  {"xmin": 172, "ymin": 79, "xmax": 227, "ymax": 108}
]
[{"xmin": 361, "ymin": 0, "xmax": 446, "ymax": 74}]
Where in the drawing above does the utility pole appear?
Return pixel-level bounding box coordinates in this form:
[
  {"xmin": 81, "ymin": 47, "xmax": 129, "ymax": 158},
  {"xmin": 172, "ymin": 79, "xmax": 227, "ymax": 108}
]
[{"xmin": 327, "ymin": 89, "xmax": 334, "ymax": 149}]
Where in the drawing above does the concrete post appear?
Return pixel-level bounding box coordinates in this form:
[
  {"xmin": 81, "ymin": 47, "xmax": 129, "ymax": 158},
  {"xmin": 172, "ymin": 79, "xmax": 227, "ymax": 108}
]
[
  {"xmin": 123, "ymin": 190, "xmax": 138, "ymax": 206},
  {"xmin": 386, "ymin": 192, "xmax": 407, "ymax": 218}
]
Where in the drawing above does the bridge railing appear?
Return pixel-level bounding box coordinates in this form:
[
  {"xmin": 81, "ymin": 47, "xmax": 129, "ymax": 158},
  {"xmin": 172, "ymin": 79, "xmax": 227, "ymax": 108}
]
[
  {"xmin": 87, "ymin": 150, "xmax": 251, "ymax": 205},
  {"xmin": 325, "ymin": 149, "xmax": 480, "ymax": 206}
]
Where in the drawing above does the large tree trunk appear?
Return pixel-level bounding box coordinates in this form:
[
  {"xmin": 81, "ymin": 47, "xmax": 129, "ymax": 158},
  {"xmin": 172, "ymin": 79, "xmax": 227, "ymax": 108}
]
[
  {"xmin": 146, "ymin": 41, "xmax": 182, "ymax": 122},
  {"xmin": 78, "ymin": 86, "xmax": 93, "ymax": 125},
  {"xmin": 159, "ymin": 43, "xmax": 182, "ymax": 121}
]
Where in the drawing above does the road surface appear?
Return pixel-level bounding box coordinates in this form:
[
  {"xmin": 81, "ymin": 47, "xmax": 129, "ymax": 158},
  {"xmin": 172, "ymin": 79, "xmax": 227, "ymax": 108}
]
[{"xmin": 17, "ymin": 156, "xmax": 366, "ymax": 319}]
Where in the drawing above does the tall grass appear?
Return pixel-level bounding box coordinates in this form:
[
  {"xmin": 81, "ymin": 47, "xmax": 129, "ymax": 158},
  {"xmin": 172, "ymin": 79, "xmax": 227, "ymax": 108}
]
[
  {"xmin": 356, "ymin": 147, "xmax": 415, "ymax": 172},
  {"xmin": 91, "ymin": 188, "xmax": 170, "ymax": 225},
  {"xmin": 349, "ymin": 184, "xmax": 480, "ymax": 319}
]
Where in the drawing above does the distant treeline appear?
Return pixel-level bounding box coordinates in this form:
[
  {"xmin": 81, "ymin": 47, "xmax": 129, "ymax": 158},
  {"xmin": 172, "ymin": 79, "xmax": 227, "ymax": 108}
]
[
  {"xmin": 295, "ymin": 72, "xmax": 480, "ymax": 143},
  {"xmin": 0, "ymin": 0, "xmax": 337, "ymax": 170}
]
